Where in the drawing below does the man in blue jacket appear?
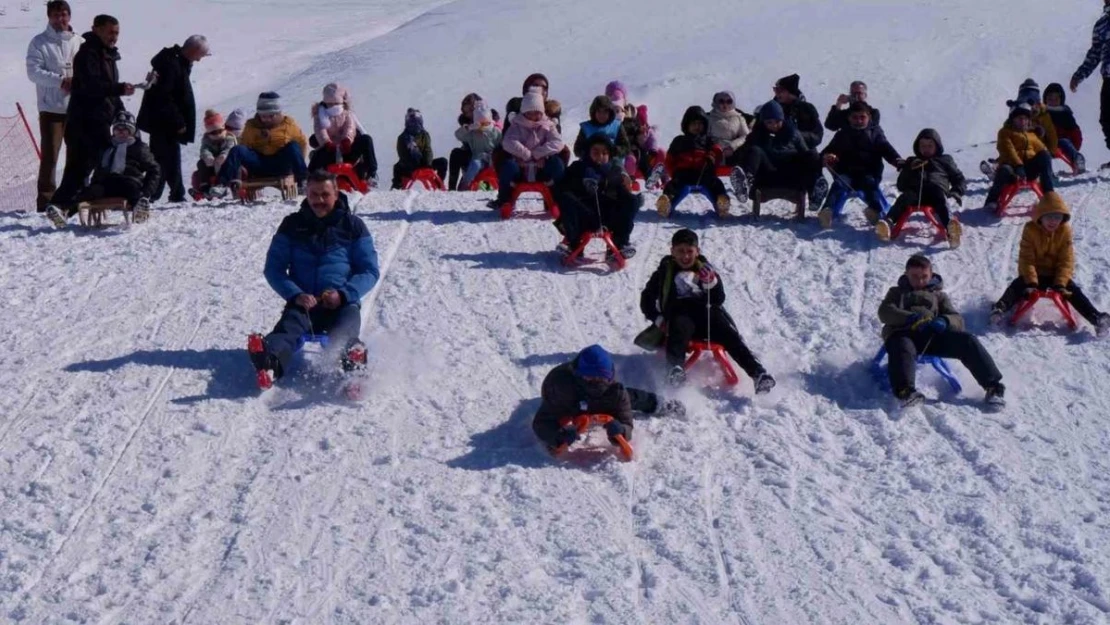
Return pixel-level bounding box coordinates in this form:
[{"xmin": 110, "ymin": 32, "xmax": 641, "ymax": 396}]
[{"xmin": 248, "ymin": 170, "xmax": 380, "ymax": 389}]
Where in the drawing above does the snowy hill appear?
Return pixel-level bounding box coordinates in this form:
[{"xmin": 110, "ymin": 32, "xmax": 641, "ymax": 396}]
[{"xmin": 3, "ymin": 1, "xmax": 1110, "ymax": 623}]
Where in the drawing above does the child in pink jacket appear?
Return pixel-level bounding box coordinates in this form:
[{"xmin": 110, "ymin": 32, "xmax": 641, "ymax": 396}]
[
  {"xmin": 490, "ymin": 88, "xmax": 566, "ymax": 207},
  {"xmin": 307, "ymin": 83, "xmax": 379, "ymax": 182}
]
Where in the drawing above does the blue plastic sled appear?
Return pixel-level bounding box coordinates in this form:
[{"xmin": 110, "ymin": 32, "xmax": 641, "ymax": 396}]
[
  {"xmin": 870, "ymin": 345, "xmax": 962, "ymax": 394},
  {"xmin": 672, "ymin": 185, "xmax": 716, "ymax": 213},
  {"xmin": 829, "ymin": 185, "xmax": 892, "ymax": 220},
  {"xmin": 295, "ymin": 333, "xmax": 330, "ymax": 352}
]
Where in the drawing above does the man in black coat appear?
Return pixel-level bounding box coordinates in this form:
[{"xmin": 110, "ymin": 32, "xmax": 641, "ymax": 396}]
[
  {"xmin": 50, "ymin": 14, "xmax": 134, "ymax": 212},
  {"xmin": 138, "ymin": 35, "xmax": 208, "ymax": 202},
  {"xmin": 772, "ymin": 73, "xmax": 824, "ymax": 149}
]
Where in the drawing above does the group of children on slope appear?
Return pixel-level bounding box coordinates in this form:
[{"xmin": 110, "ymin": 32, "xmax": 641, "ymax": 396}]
[{"xmin": 533, "ymin": 195, "xmax": 1110, "ymax": 451}]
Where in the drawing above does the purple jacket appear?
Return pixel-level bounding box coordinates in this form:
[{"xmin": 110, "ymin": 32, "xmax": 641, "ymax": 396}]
[{"xmin": 502, "ymin": 115, "xmax": 564, "ymax": 161}]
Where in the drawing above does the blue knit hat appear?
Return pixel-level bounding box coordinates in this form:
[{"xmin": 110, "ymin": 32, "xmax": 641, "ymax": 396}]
[
  {"xmin": 576, "ymin": 345, "xmax": 615, "ymax": 380},
  {"xmin": 759, "ymin": 100, "xmax": 784, "ymax": 122}
]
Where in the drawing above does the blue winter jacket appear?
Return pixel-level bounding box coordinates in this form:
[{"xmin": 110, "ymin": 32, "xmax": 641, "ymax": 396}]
[
  {"xmin": 264, "ymin": 194, "xmax": 380, "ymax": 306},
  {"xmin": 1074, "ymin": 6, "xmax": 1110, "ymax": 83}
]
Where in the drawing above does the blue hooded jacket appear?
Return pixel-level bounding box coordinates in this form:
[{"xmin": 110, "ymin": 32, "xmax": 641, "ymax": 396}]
[{"xmin": 264, "ymin": 193, "xmax": 380, "ymax": 305}]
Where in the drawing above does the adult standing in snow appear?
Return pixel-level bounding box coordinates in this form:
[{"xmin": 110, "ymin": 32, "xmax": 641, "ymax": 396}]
[
  {"xmin": 768, "ymin": 73, "xmax": 824, "ymax": 149},
  {"xmin": 824, "ymin": 80, "xmax": 880, "ymax": 132},
  {"xmin": 49, "ymin": 14, "xmax": 134, "ymax": 216},
  {"xmin": 248, "ymin": 170, "xmax": 380, "ymax": 389},
  {"xmin": 1071, "ymin": 0, "xmax": 1110, "ymax": 166},
  {"xmin": 25, "ymin": 0, "xmax": 78, "ymax": 212},
  {"xmin": 137, "ymin": 34, "xmax": 210, "ymax": 203},
  {"xmin": 532, "ymin": 345, "xmax": 684, "ymax": 455}
]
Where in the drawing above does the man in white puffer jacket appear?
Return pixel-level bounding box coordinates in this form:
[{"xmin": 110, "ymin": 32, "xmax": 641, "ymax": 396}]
[{"xmin": 25, "ymin": 1, "xmax": 78, "ymax": 212}]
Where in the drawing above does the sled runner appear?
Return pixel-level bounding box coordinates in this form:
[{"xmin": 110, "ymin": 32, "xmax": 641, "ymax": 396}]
[{"xmin": 77, "ymin": 197, "xmax": 131, "ymax": 228}]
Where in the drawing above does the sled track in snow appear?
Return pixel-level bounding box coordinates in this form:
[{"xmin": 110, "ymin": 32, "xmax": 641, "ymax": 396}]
[{"xmin": 19, "ymin": 308, "xmax": 211, "ymax": 603}]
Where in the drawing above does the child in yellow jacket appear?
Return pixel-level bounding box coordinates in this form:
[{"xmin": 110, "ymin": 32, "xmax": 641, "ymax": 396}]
[
  {"xmin": 989, "ymin": 192, "xmax": 1109, "ymax": 335},
  {"xmin": 983, "ymin": 103, "xmax": 1055, "ymax": 213},
  {"xmin": 216, "ymin": 92, "xmax": 309, "ymax": 191}
]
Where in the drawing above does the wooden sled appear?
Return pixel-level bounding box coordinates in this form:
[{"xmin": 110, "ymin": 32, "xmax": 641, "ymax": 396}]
[
  {"xmin": 77, "ymin": 197, "xmax": 131, "ymax": 228},
  {"xmin": 240, "ymin": 175, "xmax": 298, "ymax": 202},
  {"xmin": 752, "ymin": 187, "xmax": 806, "ymax": 221}
]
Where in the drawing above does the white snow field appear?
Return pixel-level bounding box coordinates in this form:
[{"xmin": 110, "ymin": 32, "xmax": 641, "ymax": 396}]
[{"xmin": 3, "ymin": 0, "xmax": 1110, "ymax": 623}]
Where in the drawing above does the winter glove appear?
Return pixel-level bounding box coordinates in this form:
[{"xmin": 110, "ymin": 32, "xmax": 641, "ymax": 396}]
[
  {"xmin": 324, "ymin": 141, "xmax": 336, "ymax": 152},
  {"xmin": 582, "ymin": 177, "xmax": 599, "ymax": 196},
  {"xmin": 556, "ymin": 423, "xmax": 580, "ymax": 447},
  {"xmin": 926, "ymin": 317, "xmax": 949, "ymax": 333},
  {"xmin": 697, "ymin": 267, "xmax": 718, "ymax": 289},
  {"xmin": 908, "ymin": 312, "xmax": 935, "ymax": 331},
  {"xmin": 340, "ymin": 138, "xmax": 353, "ymax": 154},
  {"xmin": 1051, "ymin": 284, "xmax": 1073, "ymax": 297},
  {"xmin": 951, "ymin": 194, "xmax": 963, "ymax": 207},
  {"xmin": 604, "ymin": 420, "xmax": 629, "ymax": 444},
  {"xmin": 894, "ymin": 158, "xmax": 907, "ymax": 170},
  {"xmin": 1014, "ymin": 166, "xmax": 1027, "ymax": 180}
]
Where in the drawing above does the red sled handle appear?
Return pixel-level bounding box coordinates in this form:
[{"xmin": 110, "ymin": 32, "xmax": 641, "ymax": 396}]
[{"xmin": 554, "ymin": 414, "xmax": 634, "ymax": 461}]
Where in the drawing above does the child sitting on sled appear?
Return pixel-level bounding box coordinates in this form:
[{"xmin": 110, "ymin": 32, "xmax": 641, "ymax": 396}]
[
  {"xmin": 454, "ymin": 100, "xmax": 502, "ymax": 190},
  {"xmin": 637, "ymin": 229, "xmax": 775, "ymax": 393},
  {"xmin": 989, "ymin": 192, "xmax": 1110, "ymax": 335},
  {"xmin": 656, "ymin": 107, "xmax": 730, "ymax": 217},
  {"xmin": 878, "ymin": 254, "xmax": 1005, "ymax": 407},
  {"xmin": 533, "ymin": 345, "xmax": 684, "ymax": 454},
  {"xmin": 191, "ymin": 109, "xmax": 238, "ymax": 199},
  {"xmin": 876, "ymin": 128, "xmax": 966, "ymax": 247}
]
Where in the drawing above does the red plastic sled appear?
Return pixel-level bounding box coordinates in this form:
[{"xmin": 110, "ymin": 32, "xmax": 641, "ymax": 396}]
[
  {"xmin": 1009, "ymin": 289, "xmax": 1078, "ymax": 331},
  {"xmin": 890, "ymin": 204, "xmax": 946, "ymax": 240},
  {"xmin": 1053, "ymin": 148, "xmax": 1081, "ymax": 175},
  {"xmin": 467, "ymin": 166, "xmax": 499, "ymax": 191},
  {"xmin": 500, "ymin": 181, "xmax": 560, "ymax": 220},
  {"xmin": 685, "ymin": 340, "xmax": 740, "ymax": 386},
  {"xmin": 553, "ymin": 413, "xmax": 633, "ymax": 461},
  {"xmin": 996, "ymin": 179, "xmax": 1043, "ymax": 216},
  {"xmin": 563, "ymin": 228, "xmax": 625, "ymax": 270},
  {"xmin": 402, "ymin": 167, "xmax": 446, "ymax": 191},
  {"xmin": 328, "ymin": 163, "xmax": 369, "ymax": 194}
]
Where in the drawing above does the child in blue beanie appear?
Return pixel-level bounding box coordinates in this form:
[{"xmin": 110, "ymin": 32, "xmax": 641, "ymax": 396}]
[{"xmin": 532, "ymin": 344, "xmax": 684, "ymax": 454}]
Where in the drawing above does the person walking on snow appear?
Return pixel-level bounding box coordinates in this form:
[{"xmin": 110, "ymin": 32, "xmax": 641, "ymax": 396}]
[
  {"xmin": 248, "ymin": 170, "xmax": 380, "ymax": 390},
  {"xmin": 532, "ymin": 345, "xmax": 685, "ymax": 455},
  {"xmin": 1071, "ymin": 0, "xmax": 1110, "ymax": 168},
  {"xmin": 137, "ymin": 34, "xmax": 209, "ymax": 203},
  {"xmin": 25, "ymin": 0, "xmax": 78, "ymax": 212}
]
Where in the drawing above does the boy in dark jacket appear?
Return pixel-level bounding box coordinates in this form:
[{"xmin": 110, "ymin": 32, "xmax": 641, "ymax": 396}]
[
  {"xmin": 391, "ymin": 108, "xmax": 448, "ymax": 189},
  {"xmin": 47, "ymin": 110, "xmax": 161, "ymax": 227},
  {"xmin": 876, "ymin": 128, "xmax": 966, "ymax": 247},
  {"xmin": 533, "ymin": 345, "xmax": 684, "ymax": 454},
  {"xmin": 879, "ymin": 254, "xmax": 1005, "ymax": 408},
  {"xmin": 819, "ymin": 101, "xmax": 904, "ymax": 228},
  {"xmin": 735, "ymin": 100, "xmax": 826, "ymax": 205},
  {"xmin": 250, "ymin": 171, "xmax": 380, "ymax": 389},
  {"xmin": 656, "ymin": 106, "xmax": 730, "ymax": 218},
  {"xmin": 1044, "ymin": 82, "xmax": 1086, "ymax": 172},
  {"xmin": 554, "ymin": 134, "xmax": 641, "ymax": 260},
  {"xmin": 639, "ymin": 229, "xmax": 775, "ymax": 393}
]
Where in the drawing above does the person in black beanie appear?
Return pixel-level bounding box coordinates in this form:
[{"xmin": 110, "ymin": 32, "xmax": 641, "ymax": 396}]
[{"xmin": 770, "ymin": 73, "xmax": 824, "ymax": 149}]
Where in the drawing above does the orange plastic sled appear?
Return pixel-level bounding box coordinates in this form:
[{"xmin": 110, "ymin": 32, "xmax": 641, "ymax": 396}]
[{"xmin": 553, "ymin": 413, "xmax": 633, "ymax": 461}]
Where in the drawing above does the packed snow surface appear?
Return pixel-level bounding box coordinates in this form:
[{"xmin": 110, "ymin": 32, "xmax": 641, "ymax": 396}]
[{"xmin": 2, "ymin": 0, "xmax": 1110, "ymax": 623}]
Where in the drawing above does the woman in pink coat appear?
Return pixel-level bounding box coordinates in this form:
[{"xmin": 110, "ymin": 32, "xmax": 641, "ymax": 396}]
[
  {"xmin": 308, "ymin": 82, "xmax": 379, "ymax": 183},
  {"xmin": 490, "ymin": 88, "xmax": 565, "ymax": 207}
]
